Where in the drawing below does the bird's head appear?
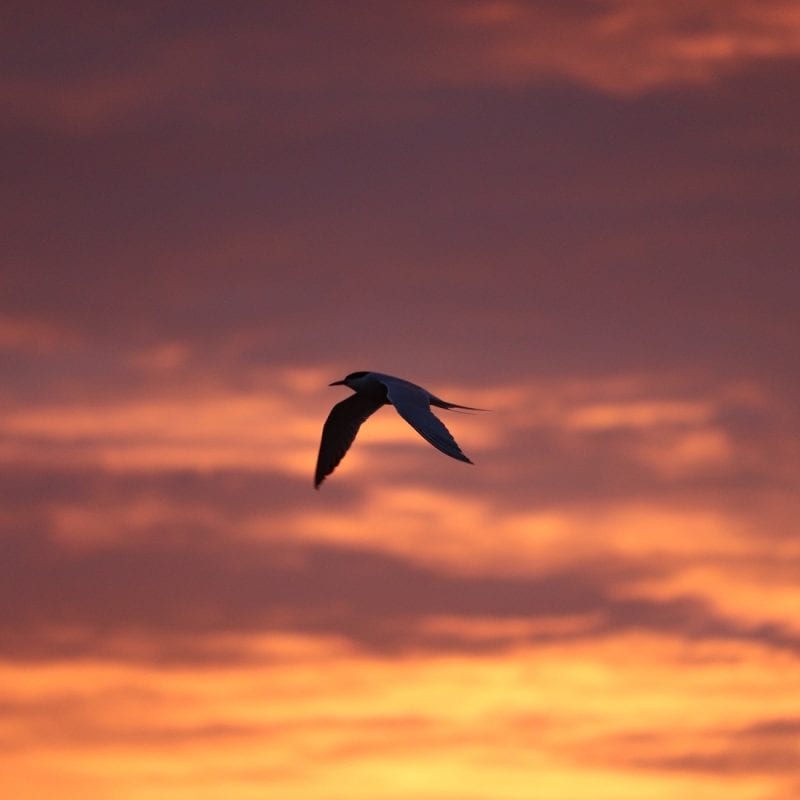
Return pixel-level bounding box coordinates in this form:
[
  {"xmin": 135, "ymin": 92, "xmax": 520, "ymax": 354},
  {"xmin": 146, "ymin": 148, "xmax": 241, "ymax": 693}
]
[{"xmin": 330, "ymin": 371, "xmax": 371, "ymax": 389}]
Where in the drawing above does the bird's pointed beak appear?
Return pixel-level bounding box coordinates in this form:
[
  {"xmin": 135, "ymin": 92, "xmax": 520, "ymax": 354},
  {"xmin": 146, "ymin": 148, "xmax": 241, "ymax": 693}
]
[{"xmin": 329, "ymin": 380, "xmax": 346, "ymax": 386}]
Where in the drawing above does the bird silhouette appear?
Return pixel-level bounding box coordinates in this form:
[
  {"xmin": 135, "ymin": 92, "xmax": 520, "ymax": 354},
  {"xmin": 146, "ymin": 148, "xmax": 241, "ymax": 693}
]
[{"xmin": 315, "ymin": 371, "xmax": 481, "ymax": 488}]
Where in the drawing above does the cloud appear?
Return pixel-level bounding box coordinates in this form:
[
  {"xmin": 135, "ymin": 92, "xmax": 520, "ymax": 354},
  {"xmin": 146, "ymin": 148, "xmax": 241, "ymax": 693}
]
[
  {"xmin": 2, "ymin": 503, "xmax": 798, "ymax": 665},
  {"xmin": 5, "ymin": 365, "xmax": 794, "ymax": 660},
  {"xmin": 629, "ymin": 716, "xmax": 800, "ymax": 776},
  {"xmin": 446, "ymin": 0, "xmax": 800, "ymax": 93},
  {"xmin": 5, "ymin": 1, "xmax": 800, "ymax": 138},
  {"xmin": 4, "ymin": 60, "xmax": 799, "ymax": 397}
]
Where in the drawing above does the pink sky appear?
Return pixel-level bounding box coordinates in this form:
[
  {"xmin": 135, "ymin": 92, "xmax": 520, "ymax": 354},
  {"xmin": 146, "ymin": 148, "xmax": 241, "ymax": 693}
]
[{"xmin": 2, "ymin": 2, "xmax": 799, "ymax": 798}]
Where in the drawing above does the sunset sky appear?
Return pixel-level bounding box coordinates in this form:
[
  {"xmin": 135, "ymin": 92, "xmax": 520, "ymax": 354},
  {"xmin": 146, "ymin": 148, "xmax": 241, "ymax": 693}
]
[{"xmin": 2, "ymin": 2, "xmax": 800, "ymax": 798}]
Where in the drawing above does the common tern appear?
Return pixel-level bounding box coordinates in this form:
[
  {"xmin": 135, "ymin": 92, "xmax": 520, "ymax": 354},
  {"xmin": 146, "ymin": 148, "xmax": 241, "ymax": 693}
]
[{"xmin": 315, "ymin": 371, "xmax": 480, "ymax": 488}]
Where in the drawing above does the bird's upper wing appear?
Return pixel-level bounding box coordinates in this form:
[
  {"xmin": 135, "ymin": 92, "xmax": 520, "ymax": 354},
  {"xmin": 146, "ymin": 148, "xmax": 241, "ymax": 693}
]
[
  {"xmin": 314, "ymin": 392, "xmax": 385, "ymax": 487},
  {"xmin": 384, "ymin": 380, "xmax": 473, "ymax": 464}
]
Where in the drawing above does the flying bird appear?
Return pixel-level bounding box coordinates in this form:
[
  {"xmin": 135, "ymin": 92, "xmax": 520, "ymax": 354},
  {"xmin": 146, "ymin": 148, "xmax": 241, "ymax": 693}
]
[{"xmin": 315, "ymin": 371, "xmax": 481, "ymax": 488}]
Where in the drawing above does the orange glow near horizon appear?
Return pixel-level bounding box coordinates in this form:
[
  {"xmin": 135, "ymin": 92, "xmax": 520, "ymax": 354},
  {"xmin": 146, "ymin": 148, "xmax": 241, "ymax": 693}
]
[{"xmin": 1, "ymin": 634, "xmax": 798, "ymax": 800}]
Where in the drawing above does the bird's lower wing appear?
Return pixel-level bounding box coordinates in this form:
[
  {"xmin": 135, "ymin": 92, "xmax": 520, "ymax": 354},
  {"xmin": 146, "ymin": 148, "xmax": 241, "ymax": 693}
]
[
  {"xmin": 386, "ymin": 383, "xmax": 473, "ymax": 464},
  {"xmin": 315, "ymin": 393, "xmax": 385, "ymax": 487}
]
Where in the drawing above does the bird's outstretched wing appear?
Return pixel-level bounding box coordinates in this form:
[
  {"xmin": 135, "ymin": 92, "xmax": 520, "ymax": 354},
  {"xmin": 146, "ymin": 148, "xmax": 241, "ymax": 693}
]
[
  {"xmin": 384, "ymin": 380, "xmax": 473, "ymax": 464},
  {"xmin": 315, "ymin": 392, "xmax": 385, "ymax": 487}
]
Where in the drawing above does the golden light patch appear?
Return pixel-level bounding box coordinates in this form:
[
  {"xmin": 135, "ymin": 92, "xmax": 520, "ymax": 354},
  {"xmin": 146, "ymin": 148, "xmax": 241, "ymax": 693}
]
[
  {"xmin": 0, "ymin": 632, "xmax": 797, "ymax": 799},
  {"xmin": 293, "ymin": 485, "xmax": 757, "ymax": 580},
  {"xmin": 567, "ymin": 400, "xmax": 713, "ymax": 430},
  {"xmin": 293, "ymin": 484, "xmax": 586, "ymax": 574},
  {"xmin": 585, "ymin": 504, "xmax": 755, "ymax": 560},
  {"xmin": 1, "ymin": 390, "xmax": 321, "ymax": 476}
]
